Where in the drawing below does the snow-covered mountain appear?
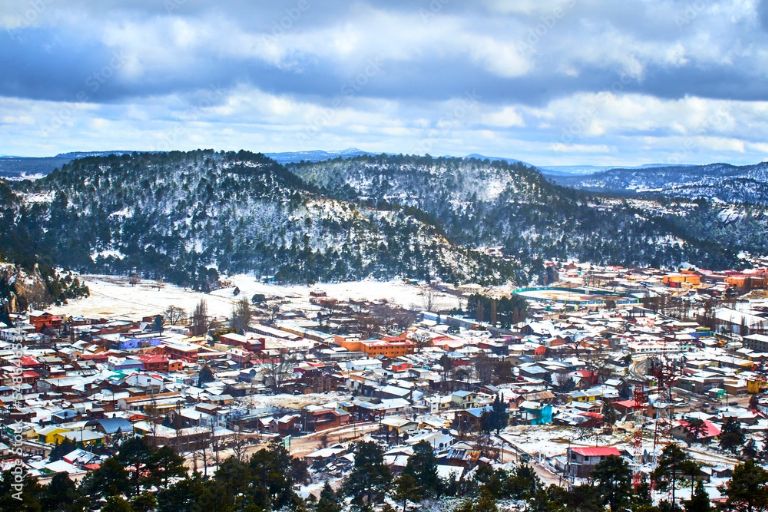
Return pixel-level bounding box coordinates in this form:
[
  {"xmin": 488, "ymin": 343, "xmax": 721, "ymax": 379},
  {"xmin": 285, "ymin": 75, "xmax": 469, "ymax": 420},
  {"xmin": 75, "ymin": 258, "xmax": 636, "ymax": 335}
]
[
  {"xmin": 6, "ymin": 150, "xmax": 510, "ymax": 288},
  {"xmin": 290, "ymin": 155, "xmax": 758, "ymax": 272},
  {"xmin": 550, "ymin": 162, "xmax": 768, "ymax": 204},
  {"xmin": 4, "ymin": 151, "xmax": 767, "ymax": 290},
  {"xmin": 0, "ymin": 151, "xmax": 149, "ymax": 179}
]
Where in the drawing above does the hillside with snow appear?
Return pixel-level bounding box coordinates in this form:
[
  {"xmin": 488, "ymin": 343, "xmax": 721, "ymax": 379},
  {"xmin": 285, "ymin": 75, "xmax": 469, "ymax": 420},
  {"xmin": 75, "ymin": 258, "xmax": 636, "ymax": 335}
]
[
  {"xmin": 290, "ymin": 155, "xmax": 750, "ymax": 272},
  {"xmin": 7, "ymin": 150, "xmax": 511, "ymax": 289},
  {"xmin": 551, "ymin": 161, "xmax": 768, "ymax": 205}
]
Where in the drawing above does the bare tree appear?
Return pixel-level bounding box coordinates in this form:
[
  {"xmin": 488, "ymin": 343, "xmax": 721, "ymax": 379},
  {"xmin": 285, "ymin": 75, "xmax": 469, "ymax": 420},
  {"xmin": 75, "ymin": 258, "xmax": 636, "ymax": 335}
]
[
  {"xmin": 230, "ymin": 297, "xmax": 252, "ymax": 333},
  {"xmin": 369, "ymin": 303, "xmax": 417, "ymax": 334},
  {"xmin": 475, "ymin": 353, "xmax": 495, "ymax": 385},
  {"xmin": 210, "ymin": 422, "xmax": 220, "ymax": 467},
  {"xmin": 190, "ymin": 299, "xmax": 209, "ymax": 336},
  {"xmin": 422, "ymin": 286, "xmax": 435, "ymax": 312},
  {"xmin": 268, "ymin": 304, "xmax": 280, "ymax": 324},
  {"xmin": 231, "ymin": 426, "xmax": 247, "ymax": 462},
  {"xmin": 164, "ymin": 305, "xmax": 186, "ymax": 325},
  {"xmin": 264, "ymin": 349, "xmax": 298, "ymax": 393}
]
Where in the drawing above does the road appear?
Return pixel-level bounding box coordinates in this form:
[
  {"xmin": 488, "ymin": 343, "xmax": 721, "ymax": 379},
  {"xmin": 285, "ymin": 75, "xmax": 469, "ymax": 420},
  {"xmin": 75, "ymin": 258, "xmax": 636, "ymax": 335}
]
[{"xmin": 182, "ymin": 421, "xmax": 380, "ymax": 474}]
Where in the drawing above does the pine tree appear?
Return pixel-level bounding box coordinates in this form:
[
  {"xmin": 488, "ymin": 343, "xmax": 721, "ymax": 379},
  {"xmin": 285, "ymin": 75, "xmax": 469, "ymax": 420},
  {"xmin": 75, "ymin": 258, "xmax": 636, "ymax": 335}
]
[
  {"xmin": 684, "ymin": 418, "xmax": 707, "ymax": 445},
  {"xmin": 684, "ymin": 480, "xmax": 711, "ymax": 512},
  {"xmin": 482, "ymin": 395, "xmax": 508, "ymax": 434},
  {"xmin": 652, "ymin": 443, "xmax": 697, "ymax": 509},
  {"xmin": 395, "ymin": 473, "xmax": 422, "ymax": 512},
  {"xmin": 720, "ymin": 417, "xmax": 745, "ymax": 454},
  {"xmin": 591, "ymin": 455, "xmax": 632, "ymax": 512},
  {"xmin": 116, "ymin": 436, "xmax": 155, "ymax": 497},
  {"xmin": 403, "ymin": 440, "xmax": 441, "ymax": 497},
  {"xmin": 342, "ymin": 441, "xmax": 392, "ymax": 507},
  {"xmin": 41, "ymin": 472, "xmax": 85, "ymax": 512},
  {"xmin": 602, "ymin": 401, "xmax": 618, "ymax": 425},
  {"xmin": 149, "ymin": 446, "xmax": 186, "ymax": 489},
  {"xmin": 316, "ymin": 482, "xmax": 341, "ymax": 512},
  {"xmin": 742, "ymin": 439, "xmax": 758, "ymax": 460},
  {"xmin": 720, "ymin": 459, "xmax": 768, "ymax": 512},
  {"xmin": 102, "ymin": 496, "xmax": 134, "ymax": 512}
]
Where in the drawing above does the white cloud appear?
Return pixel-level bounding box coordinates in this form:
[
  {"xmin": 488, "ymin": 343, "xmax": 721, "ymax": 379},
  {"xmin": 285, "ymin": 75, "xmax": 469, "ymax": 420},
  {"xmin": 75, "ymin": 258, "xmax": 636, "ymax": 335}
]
[
  {"xmin": 550, "ymin": 143, "xmax": 611, "ymax": 153},
  {"xmin": 481, "ymin": 106, "xmax": 525, "ymax": 128}
]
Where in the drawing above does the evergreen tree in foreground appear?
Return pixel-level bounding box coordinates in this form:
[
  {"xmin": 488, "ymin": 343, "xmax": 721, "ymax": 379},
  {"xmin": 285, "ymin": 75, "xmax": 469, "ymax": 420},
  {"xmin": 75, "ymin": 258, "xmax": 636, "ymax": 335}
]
[{"xmin": 342, "ymin": 441, "xmax": 392, "ymax": 508}]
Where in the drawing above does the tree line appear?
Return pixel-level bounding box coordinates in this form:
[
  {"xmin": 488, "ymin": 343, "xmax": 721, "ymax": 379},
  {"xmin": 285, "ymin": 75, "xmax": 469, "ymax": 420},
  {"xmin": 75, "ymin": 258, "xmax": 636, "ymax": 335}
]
[{"xmin": 3, "ymin": 437, "xmax": 768, "ymax": 511}]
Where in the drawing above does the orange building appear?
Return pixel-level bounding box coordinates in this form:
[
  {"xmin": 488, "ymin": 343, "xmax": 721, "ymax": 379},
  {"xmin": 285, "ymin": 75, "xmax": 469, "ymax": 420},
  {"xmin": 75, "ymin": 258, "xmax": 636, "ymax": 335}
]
[
  {"xmin": 725, "ymin": 274, "xmax": 767, "ymax": 290},
  {"xmin": 662, "ymin": 272, "xmax": 701, "ymax": 287},
  {"xmin": 334, "ymin": 336, "xmax": 415, "ymax": 358}
]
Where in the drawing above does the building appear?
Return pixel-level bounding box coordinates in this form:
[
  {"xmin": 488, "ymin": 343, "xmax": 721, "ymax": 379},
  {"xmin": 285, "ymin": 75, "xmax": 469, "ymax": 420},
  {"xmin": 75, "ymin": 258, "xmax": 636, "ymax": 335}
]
[
  {"xmin": 29, "ymin": 311, "xmax": 63, "ymax": 332},
  {"xmin": 518, "ymin": 401, "xmax": 553, "ymax": 425},
  {"xmin": 301, "ymin": 407, "xmax": 351, "ymax": 432},
  {"xmin": 567, "ymin": 446, "xmax": 622, "ymax": 477},
  {"xmin": 335, "ymin": 336, "xmax": 415, "ymax": 358},
  {"xmin": 743, "ymin": 333, "xmax": 768, "ymax": 352}
]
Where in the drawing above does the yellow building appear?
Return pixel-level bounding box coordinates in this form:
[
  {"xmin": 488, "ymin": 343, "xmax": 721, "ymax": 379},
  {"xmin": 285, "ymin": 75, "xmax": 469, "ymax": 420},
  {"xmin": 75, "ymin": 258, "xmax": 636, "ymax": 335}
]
[{"xmin": 662, "ymin": 272, "xmax": 701, "ymax": 287}]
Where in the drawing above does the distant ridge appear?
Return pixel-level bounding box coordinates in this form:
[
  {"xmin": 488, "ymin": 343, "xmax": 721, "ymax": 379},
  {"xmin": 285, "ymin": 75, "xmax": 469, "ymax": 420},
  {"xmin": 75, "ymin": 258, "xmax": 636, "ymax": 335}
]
[{"xmin": 265, "ymin": 148, "xmax": 373, "ymax": 164}]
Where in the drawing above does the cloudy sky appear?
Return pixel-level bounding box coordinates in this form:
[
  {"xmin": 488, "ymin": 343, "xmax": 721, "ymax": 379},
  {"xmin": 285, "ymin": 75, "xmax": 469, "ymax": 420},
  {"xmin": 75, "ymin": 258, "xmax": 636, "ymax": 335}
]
[{"xmin": 1, "ymin": 0, "xmax": 768, "ymax": 166}]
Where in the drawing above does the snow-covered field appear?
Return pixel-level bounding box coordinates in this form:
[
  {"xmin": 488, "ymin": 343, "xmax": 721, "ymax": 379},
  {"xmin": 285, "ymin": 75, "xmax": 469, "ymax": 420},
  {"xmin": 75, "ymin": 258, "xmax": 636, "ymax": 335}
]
[{"xmin": 47, "ymin": 274, "xmax": 461, "ymax": 319}]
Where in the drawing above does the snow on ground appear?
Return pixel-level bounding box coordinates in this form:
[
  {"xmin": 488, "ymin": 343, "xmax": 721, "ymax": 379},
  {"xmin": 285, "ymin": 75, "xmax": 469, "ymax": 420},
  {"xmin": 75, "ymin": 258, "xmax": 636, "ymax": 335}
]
[
  {"xmin": 246, "ymin": 392, "xmax": 351, "ymax": 411},
  {"xmin": 47, "ymin": 275, "xmax": 238, "ymax": 319},
  {"xmin": 47, "ymin": 274, "xmax": 460, "ymax": 320},
  {"xmin": 501, "ymin": 425, "xmax": 634, "ymax": 458}
]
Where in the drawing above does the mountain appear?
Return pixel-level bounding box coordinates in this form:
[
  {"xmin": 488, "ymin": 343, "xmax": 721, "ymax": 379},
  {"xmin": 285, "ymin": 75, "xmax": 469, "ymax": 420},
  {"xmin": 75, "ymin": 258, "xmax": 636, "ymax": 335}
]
[
  {"xmin": 290, "ymin": 155, "xmax": 764, "ymax": 272},
  {"xmin": 264, "ymin": 148, "xmax": 373, "ymax": 164},
  {"xmin": 3, "ymin": 151, "xmax": 766, "ymax": 293},
  {"xmin": 0, "ymin": 151, "xmax": 147, "ymax": 179},
  {"xmin": 540, "ymin": 165, "xmax": 616, "ymax": 176},
  {"xmin": 550, "ymin": 162, "xmax": 768, "ymax": 204},
  {"xmin": 5, "ymin": 150, "xmax": 511, "ymax": 289},
  {"xmin": 540, "ymin": 163, "xmax": 692, "ymax": 177},
  {"xmin": 0, "ymin": 156, "xmax": 75, "ymax": 179}
]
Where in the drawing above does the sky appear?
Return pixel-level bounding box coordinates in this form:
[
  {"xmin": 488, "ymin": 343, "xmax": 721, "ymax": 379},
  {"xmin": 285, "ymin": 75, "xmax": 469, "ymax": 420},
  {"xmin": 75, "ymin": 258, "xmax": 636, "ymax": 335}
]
[{"xmin": 1, "ymin": 0, "xmax": 768, "ymax": 166}]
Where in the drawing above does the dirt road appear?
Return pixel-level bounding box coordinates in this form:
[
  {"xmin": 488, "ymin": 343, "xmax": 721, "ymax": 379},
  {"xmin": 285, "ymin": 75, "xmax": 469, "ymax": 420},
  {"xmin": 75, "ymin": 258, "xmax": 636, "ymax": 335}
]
[{"xmin": 182, "ymin": 422, "xmax": 380, "ymax": 474}]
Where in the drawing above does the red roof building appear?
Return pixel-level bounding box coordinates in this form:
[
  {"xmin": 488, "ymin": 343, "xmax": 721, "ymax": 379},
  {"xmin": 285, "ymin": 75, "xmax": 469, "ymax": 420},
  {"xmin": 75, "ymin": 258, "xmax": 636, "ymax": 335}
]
[
  {"xmin": 570, "ymin": 446, "xmax": 621, "ymax": 457},
  {"xmin": 568, "ymin": 446, "xmax": 622, "ymax": 477}
]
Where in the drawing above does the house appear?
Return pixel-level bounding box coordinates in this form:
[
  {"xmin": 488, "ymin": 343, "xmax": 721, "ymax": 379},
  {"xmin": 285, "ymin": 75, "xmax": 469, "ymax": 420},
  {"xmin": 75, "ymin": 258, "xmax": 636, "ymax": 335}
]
[
  {"xmin": 454, "ymin": 405, "xmax": 492, "ymax": 432},
  {"xmin": 743, "ymin": 334, "xmax": 768, "ymax": 353},
  {"xmin": 670, "ymin": 419, "xmax": 721, "ymax": 443},
  {"xmin": 29, "ymin": 311, "xmax": 63, "ymax": 332},
  {"xmin": 302, "ymin": 406, "xmax": 351, "ymax": 432},
  {"xmin": 53, "ymin": 428, "xmax": 105, "ymax": 447},
  {"xmin": 518, "ymin": 401, "xmax": 553, "ymax": 425},
  {"xmin": 567, "ymin": 446, "xmax": 621, "ymax": 477},
  {"xmin": 426, "ymin": 395, "xmax": 453, "ymax": 413},
  {"xmin": 380, "ymin": 416, "xmax": 419, "ymax": 440},
  {"xmin": 451, "ymin": 390, "xmax": 479, "ymax": 409},
  {"xmin": 88, "ymin": 417, "xmax": 134, "ymax": 438},
  {"xmin": 138, "ymin": 353, "xmax": 169, "ymax": 372}
]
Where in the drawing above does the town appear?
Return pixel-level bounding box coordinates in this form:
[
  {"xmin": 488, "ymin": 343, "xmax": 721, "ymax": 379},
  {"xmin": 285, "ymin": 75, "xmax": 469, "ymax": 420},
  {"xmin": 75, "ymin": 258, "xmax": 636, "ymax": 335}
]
[{"xmin": 2, "ymin": 262, "xmax": 768, "ymax": 511}]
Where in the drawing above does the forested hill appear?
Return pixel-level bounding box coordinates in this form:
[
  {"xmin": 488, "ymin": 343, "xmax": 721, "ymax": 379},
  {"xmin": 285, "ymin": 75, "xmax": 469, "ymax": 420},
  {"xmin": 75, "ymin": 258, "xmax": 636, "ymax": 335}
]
[
  {"xmin": 290, "ymin": 155, "xmax": 754, "ymax": 273},
  {"xmin": 549, "ymin": 161, "xmax": 768, "ymax": 205},
  {"xmin": 3, "ymin": 151, "xmax": 766, "ymax": 292},
  {"xmin": 4, "ymin": 150, "xmax": 513, "ymax": 289}
]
